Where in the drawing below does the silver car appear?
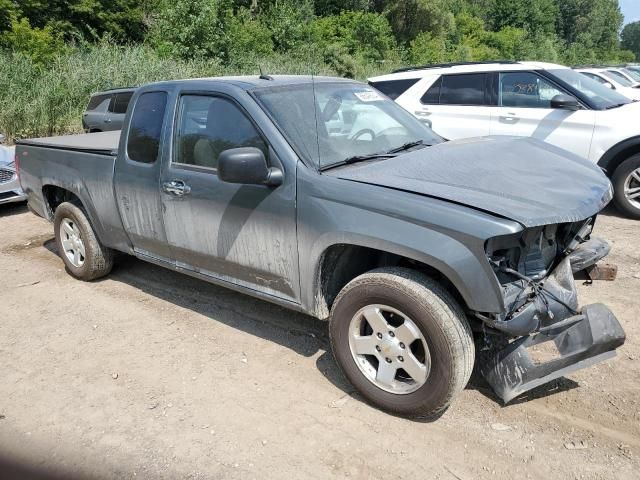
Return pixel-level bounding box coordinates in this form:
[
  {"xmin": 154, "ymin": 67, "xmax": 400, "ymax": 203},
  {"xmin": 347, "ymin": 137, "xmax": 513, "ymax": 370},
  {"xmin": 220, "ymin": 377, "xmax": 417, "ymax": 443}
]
[
  {"xmin": 82, "ymin": 87, "xmax": 136, "ymax": 132},
  {"xmin": 0, "ymin": 135, "xmax": 26, "ymax": 205}
]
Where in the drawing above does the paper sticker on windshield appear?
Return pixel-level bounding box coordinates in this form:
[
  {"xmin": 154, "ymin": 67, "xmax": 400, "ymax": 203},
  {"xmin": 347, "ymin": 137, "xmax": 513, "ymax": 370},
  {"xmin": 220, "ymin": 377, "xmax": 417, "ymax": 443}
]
[{"xmin": 354, "ymin": 90, "xmax": 384, "ymax": 102}]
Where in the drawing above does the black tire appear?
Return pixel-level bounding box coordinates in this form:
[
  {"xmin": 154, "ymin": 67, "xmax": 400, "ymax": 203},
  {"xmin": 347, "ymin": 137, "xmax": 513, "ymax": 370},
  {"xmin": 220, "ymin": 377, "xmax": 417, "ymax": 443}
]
[
  {"xmin": 53, "ymin": 202, "xmax": 114, "ymax": 281},
  {"xmin": 329, "ymin": 267, "xmax": 474, "ymax": 418},
  {"xmin": 612, "ymin": 154, "xmax": 640, "ymax": 220}
]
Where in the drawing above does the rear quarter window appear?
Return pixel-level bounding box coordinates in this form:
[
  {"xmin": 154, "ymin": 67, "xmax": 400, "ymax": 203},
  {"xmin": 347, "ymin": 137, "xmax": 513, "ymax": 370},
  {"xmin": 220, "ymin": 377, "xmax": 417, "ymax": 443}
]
[
  {"xmin": 368, "ymin": 78, "xmax": 420, "ymax": 100},
  {"xmin": 420, "ymin": 77, "xmax": 442, "ymax": 104},
  {"xmin": 126, "ymin": 91, "xmax": 168, "ymax": 164},
  {"xmin": 86, "ymin": 94, "xmax": 110, "ymax": 111}
]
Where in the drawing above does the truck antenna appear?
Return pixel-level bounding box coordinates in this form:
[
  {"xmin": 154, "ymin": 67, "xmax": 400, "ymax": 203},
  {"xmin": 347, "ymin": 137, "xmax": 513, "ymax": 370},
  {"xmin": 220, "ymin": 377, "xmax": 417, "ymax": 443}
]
[{"xmin": 258, "ymin": 65, "xmax": 273, "ymax": 81}]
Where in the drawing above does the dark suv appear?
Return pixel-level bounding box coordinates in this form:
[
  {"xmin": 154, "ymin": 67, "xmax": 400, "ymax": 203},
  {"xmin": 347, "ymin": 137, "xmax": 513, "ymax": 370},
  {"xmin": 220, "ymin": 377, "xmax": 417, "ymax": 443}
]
[{"xmin": 82, "ymin": 87, "xmax": 136, "ymax": 132}]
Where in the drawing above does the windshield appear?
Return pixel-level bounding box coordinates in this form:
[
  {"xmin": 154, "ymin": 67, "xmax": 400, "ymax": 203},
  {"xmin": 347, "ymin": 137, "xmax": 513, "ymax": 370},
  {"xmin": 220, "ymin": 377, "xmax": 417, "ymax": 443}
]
[
  {"xmin": 254, "ymin": 82, "xmax": 443, "ymax": 169},
  {"xmin": 547, "ymin": 69, "xmax": 631, "ymax": 110},
  {"xmin": 622, "ymin": 68, "xmax": 640, "ymax": 82},
  {"xmin": 604, "ymin": 70, "xmax": 634, "ymax": 87}
]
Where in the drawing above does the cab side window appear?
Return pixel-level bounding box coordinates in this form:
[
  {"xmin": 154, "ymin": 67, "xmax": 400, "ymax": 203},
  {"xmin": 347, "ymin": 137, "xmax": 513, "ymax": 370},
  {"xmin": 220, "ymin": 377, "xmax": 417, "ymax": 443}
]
[
  {"xmin": 499, "ymin": 72, "xmax": 564, "ymax": 109},
  {"xmin": 174, "ymin": 95, "xmax": 267, "ymax": 171},
  {"xmin": 127, "ymin": 91, "xmax": 168, "ymax": 164}
]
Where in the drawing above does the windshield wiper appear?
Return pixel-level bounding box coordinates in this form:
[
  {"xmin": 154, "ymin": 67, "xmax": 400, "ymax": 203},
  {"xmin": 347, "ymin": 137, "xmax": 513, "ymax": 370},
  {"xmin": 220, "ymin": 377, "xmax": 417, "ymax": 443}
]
[
  {"xmin": 319, "ymin": 152, "xmax": 395, "ymax": 171},
  {"xmin": 385, "ymin": 140, "xmax": 425, "ymax": 154}
]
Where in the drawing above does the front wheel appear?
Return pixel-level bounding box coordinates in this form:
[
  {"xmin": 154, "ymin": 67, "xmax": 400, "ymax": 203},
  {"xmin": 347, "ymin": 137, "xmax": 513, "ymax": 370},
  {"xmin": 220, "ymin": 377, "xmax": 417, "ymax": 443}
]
[
  {"xmin": 54, "ymin": 202, "xmax": 114, "ymax": 281},
  {"xmin": 612, "ymin": 154, "xmax": 640, "ymax": 219},
  {"xmin": 329, "ymin": 267, "xmax": 474, "ymax": 418}
]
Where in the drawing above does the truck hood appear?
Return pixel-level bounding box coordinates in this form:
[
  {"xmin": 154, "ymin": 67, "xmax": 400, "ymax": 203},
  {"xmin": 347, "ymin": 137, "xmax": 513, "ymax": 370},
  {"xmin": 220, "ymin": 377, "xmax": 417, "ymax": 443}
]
[{"xmin": 326, "ymin": 136, "xmax": 612, "ymax": 227}]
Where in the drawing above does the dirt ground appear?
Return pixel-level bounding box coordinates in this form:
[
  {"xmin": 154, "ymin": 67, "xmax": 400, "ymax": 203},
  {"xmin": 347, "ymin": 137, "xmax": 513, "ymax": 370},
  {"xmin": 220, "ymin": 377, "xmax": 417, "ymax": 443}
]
[{"xmin": 0, "ymin": 202, "xmax": 638, "ymax": 480}]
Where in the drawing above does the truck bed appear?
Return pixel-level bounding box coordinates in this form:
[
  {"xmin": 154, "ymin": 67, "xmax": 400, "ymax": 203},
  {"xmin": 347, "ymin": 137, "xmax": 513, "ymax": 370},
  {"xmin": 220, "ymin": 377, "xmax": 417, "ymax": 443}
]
[
  {"xmin": 16, "ymin": 130, "xmax": 130, "ymax": 252},
  {"xmin": 17, "ymin": 130, "xmax": 120, "ymax": 155}
]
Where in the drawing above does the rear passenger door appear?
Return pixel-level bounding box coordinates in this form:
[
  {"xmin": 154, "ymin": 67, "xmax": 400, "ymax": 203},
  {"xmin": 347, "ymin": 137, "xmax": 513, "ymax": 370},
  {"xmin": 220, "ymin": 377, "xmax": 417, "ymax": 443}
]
[
  {"xmin": 114, "ymin": 90, "xmax": 173, "ymax": 261},
  {"xmin": 410, "ymin": 73, "xmax": 493, "ymax": 139},
  {"xmin": 105, "ymin": 92, "xmax": 134, "ymax": 131},
  {"xmin": 489, "ymin": 71, "xmax": 596, "ymax": 158},
  {"xmin": 82, "ymin": 94, "xmax": 111, "ymax": 132}
]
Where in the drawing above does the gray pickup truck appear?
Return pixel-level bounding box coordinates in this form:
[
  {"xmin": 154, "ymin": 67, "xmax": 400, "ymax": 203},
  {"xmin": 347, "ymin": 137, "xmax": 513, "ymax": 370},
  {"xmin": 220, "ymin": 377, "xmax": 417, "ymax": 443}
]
[{"xmin": 16, "ymin": 75, "xmax": 625, "ymax": 417}]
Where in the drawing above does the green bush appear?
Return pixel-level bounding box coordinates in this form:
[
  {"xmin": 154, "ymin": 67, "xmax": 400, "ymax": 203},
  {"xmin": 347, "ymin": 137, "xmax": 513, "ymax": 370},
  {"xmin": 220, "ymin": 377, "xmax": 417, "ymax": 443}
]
[
  {"xmin": 0, "ymin": 17, "xmax": 66, "ymax": 65},
  {"xmin": 310, "ymin": 11, "xmax": 397, "ymax": 62}
]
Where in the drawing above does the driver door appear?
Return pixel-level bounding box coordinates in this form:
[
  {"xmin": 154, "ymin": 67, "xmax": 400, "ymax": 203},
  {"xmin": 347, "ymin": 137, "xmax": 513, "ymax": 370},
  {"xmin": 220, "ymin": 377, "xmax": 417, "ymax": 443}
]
[
  {"xmin": 159, "ymin": 91, "xmax": 300, "ymax": 302},
  {"xmin": 490, "ymin": 71, "xmax": 596, "ymax": 158}
]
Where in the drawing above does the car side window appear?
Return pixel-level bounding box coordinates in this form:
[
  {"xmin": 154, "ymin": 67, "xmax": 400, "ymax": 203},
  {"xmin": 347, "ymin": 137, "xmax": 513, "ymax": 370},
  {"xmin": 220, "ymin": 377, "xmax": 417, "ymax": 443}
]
[
  {"xmin": 86, "ymin": 94, "xmax": 110, "ymax": 111},
  {"xmin": 420, "ymin": 76, "xmax": 442, "ymax": 104},
  {"xmin": 113, "ymin": 92, "xmax": 134, "ymax": 114},
  {"xmin": 126, "ymin": 91, "xmax": 168, "ymax": 164},
  {"xmin": 368, "ymin": 78, "xmax": 420, "ymax": 100},
  {"xmin": 439, "ymin": 74, "xmax": 487, "ymax": 106},
  {"xmin": 174, "ymin": 95, "xmax": 267, "ymax": 171},
  {"xmin": 499, "ymin": 72, "xmax": 565, "ymax": 109}
]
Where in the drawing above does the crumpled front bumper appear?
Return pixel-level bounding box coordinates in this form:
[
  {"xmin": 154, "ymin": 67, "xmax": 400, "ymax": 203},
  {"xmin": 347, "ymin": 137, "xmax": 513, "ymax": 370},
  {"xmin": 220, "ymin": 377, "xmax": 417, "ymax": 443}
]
[
  {"xmin": 481, "ymin": 303, "xmax": 625, "ymax": 403},
  {"xmin": 480, "ymin": 245, "xmax": 626, "ymax": 403}
]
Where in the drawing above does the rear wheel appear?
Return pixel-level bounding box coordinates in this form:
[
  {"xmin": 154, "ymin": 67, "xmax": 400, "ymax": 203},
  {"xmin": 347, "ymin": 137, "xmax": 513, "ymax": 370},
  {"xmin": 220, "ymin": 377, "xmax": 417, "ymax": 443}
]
[
  {"xmin": 612, "ymin": 154, "xmax": 640, "ymax": 219},
  {"xmin": 329, "ymin": 267, "xmax": 474, "ymax": 418},
  {"xmin": 54, "ymin": 202, "xmax": 114, "ymax": 281}
]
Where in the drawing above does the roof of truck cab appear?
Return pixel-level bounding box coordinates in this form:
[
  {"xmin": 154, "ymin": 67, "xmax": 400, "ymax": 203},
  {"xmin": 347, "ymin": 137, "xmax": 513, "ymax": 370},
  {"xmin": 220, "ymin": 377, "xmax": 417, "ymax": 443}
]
[{"xmin": 146, "ymin": 75, "xmax": 356, "ymax": 90}]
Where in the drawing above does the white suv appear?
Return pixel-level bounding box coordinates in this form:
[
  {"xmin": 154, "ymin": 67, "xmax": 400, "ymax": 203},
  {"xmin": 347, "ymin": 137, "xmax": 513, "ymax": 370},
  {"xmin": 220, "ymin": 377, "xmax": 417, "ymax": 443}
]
[{"xmin": 369, "ymin": 61, "xmax": 640, "ymax": 218}]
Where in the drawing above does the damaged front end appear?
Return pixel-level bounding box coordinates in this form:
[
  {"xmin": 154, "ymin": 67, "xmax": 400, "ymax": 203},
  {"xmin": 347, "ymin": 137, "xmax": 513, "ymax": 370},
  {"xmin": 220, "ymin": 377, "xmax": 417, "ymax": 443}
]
[{"xmin": 477, "ymin": 218, "xmax": 625, "ymax": 403}]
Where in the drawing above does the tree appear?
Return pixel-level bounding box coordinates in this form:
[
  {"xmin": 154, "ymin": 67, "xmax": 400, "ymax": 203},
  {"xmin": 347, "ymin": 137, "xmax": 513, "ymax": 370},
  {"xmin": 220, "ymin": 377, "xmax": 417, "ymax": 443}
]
[
  {"xmin": 311, "ymin": 10, "xmax": 396, "ymax": 61},
  {"xmin": 622, "ymin": 21, "xmax": 640, "ymax": 60},
  {"xmin": 148, "ymin": 0, "xmax": 223, "ymax": 60},
  {"xmin": 9, "ymin": 0, "xmax": 147, "ymax": 42},
  {"xmin": 0, "ymin": 17, "xmax": 66, "ymax": 64},
  {"xmin": 488, "ymin": 0, "xmax": 558, "ymax": 36},
  {"xmin": 557, "ymin": 0, "xmax": 624, "ymax": 55},
  {"xmin": 382, "ymin": 0, "xmax": 454, "ymax": 44},
  {"xmin": 314, "ymin": 0, "xmax": 371, "ymax": 16}
]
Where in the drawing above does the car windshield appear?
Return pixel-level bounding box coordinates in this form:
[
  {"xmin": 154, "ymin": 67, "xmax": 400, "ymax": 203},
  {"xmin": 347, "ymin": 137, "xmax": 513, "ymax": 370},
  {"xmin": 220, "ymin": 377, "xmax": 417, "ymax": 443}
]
[
  {"xmin": 604, "ymin": 70, "xmax": 634, "ymax": 87},
  {"xmin": 254, "ymin": 82, "xmax": 443, "ymax": 170},
  {"xmin": 547, "ymin": 69, "xmax": 632, "ymax": 110},
  {"xmin": 622, "ymin": 68, "xmax": 640, "ymax": 82}
]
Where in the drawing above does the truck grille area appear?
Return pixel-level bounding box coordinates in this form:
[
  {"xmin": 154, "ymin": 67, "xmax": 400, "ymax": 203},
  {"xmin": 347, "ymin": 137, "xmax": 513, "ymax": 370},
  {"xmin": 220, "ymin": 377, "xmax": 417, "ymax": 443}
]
[
  {"xmin": 0, "ymin": 168, "xmax": 15, "ymax": 184},
  {"xmin": 481, "ymin": 218, "xmax": 598, "ymax": 336}
]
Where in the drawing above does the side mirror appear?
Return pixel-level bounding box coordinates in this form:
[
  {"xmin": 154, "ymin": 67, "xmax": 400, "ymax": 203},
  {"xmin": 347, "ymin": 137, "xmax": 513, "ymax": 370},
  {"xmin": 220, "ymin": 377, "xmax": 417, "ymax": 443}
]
[
  {"xmin": 603, "ymin": 82, "xmax": 614, "ymax": 90},
  {"xmin": 550, "ymin": 94, "xmax": 580, "ymax": 111},
  {"xmin": 218, "ymin": 147, "xmax": 283, "ymax": 187},
  {"xmin": 0, "ymin": 133, "xmax": 5, "ymax": 144}
]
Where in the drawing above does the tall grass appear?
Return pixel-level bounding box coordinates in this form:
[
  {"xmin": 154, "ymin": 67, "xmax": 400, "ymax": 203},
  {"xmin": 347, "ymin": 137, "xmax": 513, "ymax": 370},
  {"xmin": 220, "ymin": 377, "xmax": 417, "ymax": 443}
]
[{"xmin": 0, "ymin": 42, "xmax": 398, "ymax": 143}]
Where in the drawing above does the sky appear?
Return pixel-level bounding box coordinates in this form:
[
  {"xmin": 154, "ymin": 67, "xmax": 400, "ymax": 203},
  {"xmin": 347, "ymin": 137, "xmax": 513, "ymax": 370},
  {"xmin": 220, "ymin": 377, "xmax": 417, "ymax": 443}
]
[{"xmin": 620, "ymin": 0, "xmax": 640, "ymax": 24}]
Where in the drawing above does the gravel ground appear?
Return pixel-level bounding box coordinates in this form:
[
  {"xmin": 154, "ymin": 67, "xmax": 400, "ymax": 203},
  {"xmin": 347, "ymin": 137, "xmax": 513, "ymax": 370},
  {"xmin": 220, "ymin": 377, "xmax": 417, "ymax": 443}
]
[{"xmin": 0, "ymin": 202, "xmax": 638, "ymax": 480}]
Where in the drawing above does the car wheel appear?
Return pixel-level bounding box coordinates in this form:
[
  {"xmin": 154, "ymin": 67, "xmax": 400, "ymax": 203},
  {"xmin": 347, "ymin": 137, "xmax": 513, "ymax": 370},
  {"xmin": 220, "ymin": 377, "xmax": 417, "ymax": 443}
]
[
  {"xmin": 329, "ymin": 267, "xmax": 474, "ymax": 418},
  {"xmin": 612, "ymin": 154, "xmax": 640, "ymax": 219},
  {"xmin": 54, "ymin": 202, "xmax": 114, "ymax": 281}
]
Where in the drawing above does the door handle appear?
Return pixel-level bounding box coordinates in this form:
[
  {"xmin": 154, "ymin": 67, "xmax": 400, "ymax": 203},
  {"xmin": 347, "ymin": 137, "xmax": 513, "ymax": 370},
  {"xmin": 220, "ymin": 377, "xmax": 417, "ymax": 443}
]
[
  {"xmin": 162, "ymin": 180, "xmax": 191, "ymax": 197},
  {"xmin": 104, "ymin": 118, "xmax": 112, "ymax": 123},
  {"xmin": 500, "ymin": 113, "xmax": 519, "ymax": 123},
  {"xmin": 414, "ymin": 109, "xmax": 430, "ymax": 117}
]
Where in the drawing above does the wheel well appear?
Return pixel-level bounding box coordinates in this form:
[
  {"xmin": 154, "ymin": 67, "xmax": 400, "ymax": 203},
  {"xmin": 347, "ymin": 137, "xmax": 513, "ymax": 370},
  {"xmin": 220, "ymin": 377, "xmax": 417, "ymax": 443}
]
[
  {"xmin": 314, "ymin": 244, "xmax": 466, "ymax": 319},
  {"xmin": 42, "ymin": 185, "xmax": 81, "ymax": 217},
  {"xmin": 599, "ymin": 141, "xmax": 640, "ymax": 177}
]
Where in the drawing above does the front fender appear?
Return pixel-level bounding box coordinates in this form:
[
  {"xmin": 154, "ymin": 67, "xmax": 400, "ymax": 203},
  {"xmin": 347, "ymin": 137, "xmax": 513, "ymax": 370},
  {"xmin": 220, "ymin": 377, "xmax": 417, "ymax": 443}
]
[{"xmin": 297, "ymin": 171, "xmax": 523, "ymax": 317}]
